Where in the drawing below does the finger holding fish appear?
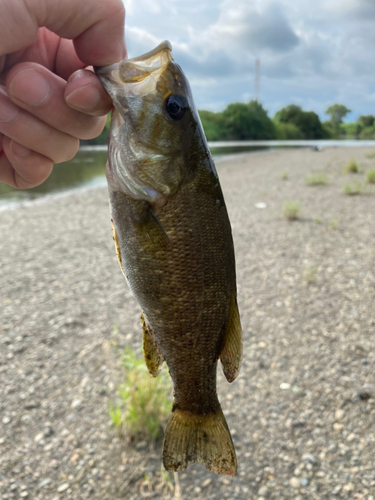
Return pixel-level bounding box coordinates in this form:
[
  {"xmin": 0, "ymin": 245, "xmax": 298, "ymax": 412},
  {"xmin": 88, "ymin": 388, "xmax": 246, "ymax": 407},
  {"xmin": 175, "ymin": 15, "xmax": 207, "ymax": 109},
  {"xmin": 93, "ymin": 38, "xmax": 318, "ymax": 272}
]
[
  {"xmin": 5, "ymin": 63, "xmax": 107, "ymax": 139},
  {"xmin": 0, "ymin": 86, "xmax": 79, "ymax": 163},
  {"xmin": 1, "ymin": 135, "xmax": 53, "ymax": 189}
]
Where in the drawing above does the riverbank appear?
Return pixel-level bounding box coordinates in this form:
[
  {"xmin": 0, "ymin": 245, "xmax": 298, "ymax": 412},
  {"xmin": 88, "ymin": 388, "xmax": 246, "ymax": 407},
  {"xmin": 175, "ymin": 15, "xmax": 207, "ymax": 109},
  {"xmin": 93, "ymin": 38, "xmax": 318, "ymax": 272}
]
[{"xmin": 1, "ymin": 147, "xmax": 374, "ymax": 499}]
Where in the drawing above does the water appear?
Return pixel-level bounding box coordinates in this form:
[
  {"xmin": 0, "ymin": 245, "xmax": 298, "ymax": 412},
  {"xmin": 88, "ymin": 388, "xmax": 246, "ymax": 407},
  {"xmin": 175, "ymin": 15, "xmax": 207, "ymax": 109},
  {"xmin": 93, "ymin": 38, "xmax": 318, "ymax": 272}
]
[
  {"xmin": 2, "ymin": 141, "xmax": 375, "ymax": 209},
  {"xmin": 0, "ymin": 146, "xmax": 263, "ymax": 209},
  {"xmin": 0, "ymin": 151, "xmax": 108, "ymax": 210}
]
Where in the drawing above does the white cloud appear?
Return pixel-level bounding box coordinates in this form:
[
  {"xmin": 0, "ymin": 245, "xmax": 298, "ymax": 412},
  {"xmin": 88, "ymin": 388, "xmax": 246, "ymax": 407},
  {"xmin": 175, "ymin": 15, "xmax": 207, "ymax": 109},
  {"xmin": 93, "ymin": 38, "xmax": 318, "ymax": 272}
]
[{"xmin": 124, "ymin": 0, "xmax": 375, "ymax": 119}]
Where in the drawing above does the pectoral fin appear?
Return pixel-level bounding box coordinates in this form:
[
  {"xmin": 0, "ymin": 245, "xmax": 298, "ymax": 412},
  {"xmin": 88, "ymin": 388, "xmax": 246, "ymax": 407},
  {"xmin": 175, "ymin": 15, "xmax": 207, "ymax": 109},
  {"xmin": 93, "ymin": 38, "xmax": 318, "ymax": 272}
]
[
  {"xmin": 143, "ymin": 207, "xmax": 171, "ymax": 250},
  {"xmin": 141, "ymin": 314, "xmax": 164, "ymax": 377},
  {"xmin": 220, "ymin": 296, "xmax": 242, "ymax": 383}
]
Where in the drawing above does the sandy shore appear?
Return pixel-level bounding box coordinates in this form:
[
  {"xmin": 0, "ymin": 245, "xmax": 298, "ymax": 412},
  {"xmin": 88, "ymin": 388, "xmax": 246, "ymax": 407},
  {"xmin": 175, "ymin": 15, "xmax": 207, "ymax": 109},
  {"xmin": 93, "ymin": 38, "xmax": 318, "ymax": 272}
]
[{"xmin": 1, "ymin": 147, "xmax": 375, "ymax": 500}]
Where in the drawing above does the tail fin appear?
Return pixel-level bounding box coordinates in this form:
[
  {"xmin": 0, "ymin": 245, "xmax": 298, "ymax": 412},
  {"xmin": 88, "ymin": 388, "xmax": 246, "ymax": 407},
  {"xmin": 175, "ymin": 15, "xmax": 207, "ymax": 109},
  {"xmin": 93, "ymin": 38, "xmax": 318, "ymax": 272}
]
[{"xmin": 162, "ymin": 407, "xmax": 237, "ymax": 476}]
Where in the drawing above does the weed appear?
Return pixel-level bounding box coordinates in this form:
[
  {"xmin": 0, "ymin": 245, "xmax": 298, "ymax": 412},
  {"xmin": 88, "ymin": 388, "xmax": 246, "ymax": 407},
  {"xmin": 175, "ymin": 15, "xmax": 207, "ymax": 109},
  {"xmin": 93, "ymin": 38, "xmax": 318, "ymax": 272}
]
[
  {"xmin": 283, "ymin": 201, "xmax": 300, "ymax": 221},
  {"xmin": 314, "ymin": 216, "xmax": 322, "ymax": 223},
  {"xmin": 109, "ymin": 403, "xmax": 122, "ymax": 427},
  {"xmin": 110, "ymin": 346, "xmax": 172, "ymax": 441},
  {"xmin": 281, "ymin": 171, "xmax": 289, "ymax": 180},
  {"xmin": 344, "ymin": 158, "xmax": 359, "ymax": 174},
  {"xmin": 137, "ymin": 468, "xmax": 180, "ymax": 499},
  {"xmin": 305, "ymin": 174, "xmax": 328, "ymax": 186},
  {"xmin": 365, "ymin": 169, "xmax": 375, "ymax": 184},
  {"xmin": 366, "ymin": 152, "xmax": 375, "ymax": 158},
  {"xmin": 303, "ymin": 266, "xmax": 317, "ymax": 284},
  {"xmin": 342, "ymin": 182, "xmax": 362, "ymax": 195},
  {"xmin": 329, "ymin": 219, "xmax": 340, "ymax": 229}
]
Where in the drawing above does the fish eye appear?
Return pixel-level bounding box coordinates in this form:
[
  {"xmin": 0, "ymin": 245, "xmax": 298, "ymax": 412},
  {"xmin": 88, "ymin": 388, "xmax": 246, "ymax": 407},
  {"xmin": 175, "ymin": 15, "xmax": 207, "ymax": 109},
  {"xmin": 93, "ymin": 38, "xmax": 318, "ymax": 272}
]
[{"xmin": 165, "ymin": 95, "xmax": 187, "ymax": 121}]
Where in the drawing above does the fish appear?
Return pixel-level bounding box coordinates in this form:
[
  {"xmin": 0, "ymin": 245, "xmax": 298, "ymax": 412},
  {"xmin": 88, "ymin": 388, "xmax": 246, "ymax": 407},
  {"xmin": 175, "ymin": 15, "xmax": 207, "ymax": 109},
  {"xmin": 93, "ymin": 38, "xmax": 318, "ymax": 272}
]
[{"xmin": 95, "ymin": 41, "xmax": 242, "ymax": 476}]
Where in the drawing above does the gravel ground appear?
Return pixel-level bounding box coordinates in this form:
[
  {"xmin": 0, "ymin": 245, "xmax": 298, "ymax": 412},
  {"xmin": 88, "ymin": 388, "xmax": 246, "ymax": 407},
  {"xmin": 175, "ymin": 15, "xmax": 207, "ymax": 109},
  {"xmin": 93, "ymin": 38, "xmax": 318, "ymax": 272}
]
[{"xmin": 0, "ymin": 147, "xmax": 375, "ymax": 500}]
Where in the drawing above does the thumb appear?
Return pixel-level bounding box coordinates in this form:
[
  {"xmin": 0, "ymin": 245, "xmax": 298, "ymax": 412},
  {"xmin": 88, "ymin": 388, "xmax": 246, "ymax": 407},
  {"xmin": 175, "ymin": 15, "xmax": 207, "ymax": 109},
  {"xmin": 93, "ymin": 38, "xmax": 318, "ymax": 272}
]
[{"xmin": 0, "ymin": 0, "xmax": 126, "ymax": 66}]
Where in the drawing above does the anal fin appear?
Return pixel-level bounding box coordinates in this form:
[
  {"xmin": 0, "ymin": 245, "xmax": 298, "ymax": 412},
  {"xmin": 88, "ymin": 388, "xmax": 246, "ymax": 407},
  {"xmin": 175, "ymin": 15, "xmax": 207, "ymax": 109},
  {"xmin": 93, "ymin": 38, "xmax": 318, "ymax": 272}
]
[
  {"xmin": 220, "ymin": 296, "xmax": 242, "ymax": 383},
  {"xmin": 163, "ymin": 407, "xmax": 237, "ymax": 476},
  {"xmin": 141, "ymin": 313, "xmax": 164, "ymax": 377}
]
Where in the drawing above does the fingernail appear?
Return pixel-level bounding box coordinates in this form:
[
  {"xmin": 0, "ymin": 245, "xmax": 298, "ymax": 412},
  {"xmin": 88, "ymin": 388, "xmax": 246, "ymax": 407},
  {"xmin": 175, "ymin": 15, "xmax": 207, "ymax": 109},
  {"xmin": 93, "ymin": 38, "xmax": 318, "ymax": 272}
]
[
  {"xmin": 10, "ymin": 140, "xmax": 30, "ymax": 157},
  {"xmin": 10, "ymin": 68, "xmax": 50, "ymax": 106},
  {"xmin": 0, "ymin": 87, "xmax": 19, "ymax": 122},
  {"xmin": 65, "ymin": 86, "xmax": 101, "ymax": 111}
]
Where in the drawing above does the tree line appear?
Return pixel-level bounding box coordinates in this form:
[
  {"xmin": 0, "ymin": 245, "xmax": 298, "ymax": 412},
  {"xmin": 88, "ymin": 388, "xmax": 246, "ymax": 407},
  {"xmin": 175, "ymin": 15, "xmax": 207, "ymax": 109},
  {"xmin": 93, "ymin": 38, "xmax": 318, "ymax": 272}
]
[
  {"xmin": 83, "ymin": 102, "xmax": 375, "ymax": 145},
  {"xmin": 198, "ymin": 102, "xmax": 375, "ymax": 141}
]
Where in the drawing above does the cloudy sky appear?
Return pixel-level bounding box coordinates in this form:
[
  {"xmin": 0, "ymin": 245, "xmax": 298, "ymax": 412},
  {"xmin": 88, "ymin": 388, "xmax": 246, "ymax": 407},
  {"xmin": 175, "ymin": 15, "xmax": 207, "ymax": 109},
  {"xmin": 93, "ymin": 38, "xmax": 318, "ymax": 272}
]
[{"xmin": 124, "ymin": 0, "xmax": 375, "ymax": 122}]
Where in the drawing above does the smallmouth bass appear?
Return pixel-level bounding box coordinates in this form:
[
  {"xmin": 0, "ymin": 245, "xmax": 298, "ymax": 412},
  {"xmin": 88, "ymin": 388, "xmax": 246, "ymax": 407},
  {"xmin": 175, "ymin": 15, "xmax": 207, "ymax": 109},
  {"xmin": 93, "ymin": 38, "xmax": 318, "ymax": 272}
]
[{"xmin": 95, "ymin": 41, "xmax": 242, "ymax": 476}]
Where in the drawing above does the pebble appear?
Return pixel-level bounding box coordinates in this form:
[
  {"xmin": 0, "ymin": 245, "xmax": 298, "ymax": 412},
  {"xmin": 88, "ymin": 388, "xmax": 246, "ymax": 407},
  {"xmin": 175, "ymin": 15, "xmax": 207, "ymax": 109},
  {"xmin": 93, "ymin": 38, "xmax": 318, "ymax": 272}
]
[
  {"xmin": 71, "ymin": 399, "xmax": 82, "ymax": 409},
  {"xmin": 280, "ymin": 383, "xmax": 291, "ymax": 390},
  {"xmin": 335, "ymin": 409, "xmax": 345, "ymax": 420},
  {"xmin": 289, "ymin": 477, "xmax": 300, "ymax": 489},
  {"xmin": 20, "ymin": 492, "xmax": 28, "ymax": 498},
  {"xmin": 343, "ymin": 482, "xmax": 355, "ymax": 492},
  {"xmin": 38, "ymin": 478, "xmax": 52, "ymax": 489},
  {"xmin": 333, "ymin": 422, "xmax": 344, "ymax": 431},
  {"xmin": 300, "ymin": 477, "xmax": 309, "ymax": 487},
  {"xmin": 24, "ymin": 401, "xmax": 40, "ymax": 410},
  {"xmin": 57, "ymin": 483, "xmax": 70, "ymax": 493},
  {"xmin": 2, "ymin": 416, "xmax": 11, "ymax": 424},
  {"xmin": 302, "ymin": 453, "xmax": 316, "ymax": 464},
  {"xmin": 202, "ymin": 478, "xmax": 211, "ymax": 488},
  {"xmin": 258, "ymin": 485, "xmax": 269, "ymax": 496},
  {"xmin": 34, "ymin": 432, "xmax": 44, "ymax": 443}
]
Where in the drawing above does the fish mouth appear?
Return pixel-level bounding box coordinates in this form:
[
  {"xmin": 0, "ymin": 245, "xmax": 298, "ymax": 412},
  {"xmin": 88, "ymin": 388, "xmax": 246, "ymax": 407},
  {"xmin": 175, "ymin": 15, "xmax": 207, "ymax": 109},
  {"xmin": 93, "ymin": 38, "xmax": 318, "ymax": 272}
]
[{"xmin": 94, "ymin": 40, "xmax": 173, "ymax": 99}]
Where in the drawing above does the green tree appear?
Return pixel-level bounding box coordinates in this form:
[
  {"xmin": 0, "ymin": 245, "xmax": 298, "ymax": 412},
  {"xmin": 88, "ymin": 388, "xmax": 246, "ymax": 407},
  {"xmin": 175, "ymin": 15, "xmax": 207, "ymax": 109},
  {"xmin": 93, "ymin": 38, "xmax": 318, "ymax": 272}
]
[
  {"xmin": 340, "ymin": 122, "xmax": 362, "ymax": 138},
  {"xmin": 274, "ymin": 122, "xmax": 304, "ymax": 140},
  {"xmin": 275, "ymin": 105, "xmax": 328, "ymax": 139},
  {"xmin": 221, "ymin": 100, "xmax": 275, "ymax": 140},
  {"xmin": 358, "ymin": 115, "xmax": 374, "ymax": 128},
  {"xmin": 325, "ymin": 104, "xmax": 351, "ymax": 128},
  {"xmin": 198, "ymin": 110, "xmax": 227, "ymax": 141}
]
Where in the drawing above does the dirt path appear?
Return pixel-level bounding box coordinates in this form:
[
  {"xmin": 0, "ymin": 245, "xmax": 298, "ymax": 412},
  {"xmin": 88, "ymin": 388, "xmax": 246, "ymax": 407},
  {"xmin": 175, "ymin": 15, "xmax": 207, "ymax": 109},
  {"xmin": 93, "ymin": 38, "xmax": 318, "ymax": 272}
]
[{"xmin": 1, "ymin": 147, "xmax": 374, "ymax": 500}]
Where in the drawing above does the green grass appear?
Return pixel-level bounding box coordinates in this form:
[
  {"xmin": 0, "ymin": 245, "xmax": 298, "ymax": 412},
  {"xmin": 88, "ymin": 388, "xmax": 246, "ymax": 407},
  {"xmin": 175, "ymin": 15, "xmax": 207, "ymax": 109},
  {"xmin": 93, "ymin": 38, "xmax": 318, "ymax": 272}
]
[
  {"xmin": 366, "ymin": 152, "xmax": 375, "ymax": 158},
  {"xmin": 281, "ymin": 171, "xmax": 289, "ymax": 180},
  {"xmin": 344, "ymin": 158, "xmax": 359, "ymax": 174},
  {"xmin": 283, "ymin": 200, "xmax": 300, "ymax": 221},
  {"xmin": 342, "ymin": 181, "xmax": 362, "ymax": 195},
  {"xmin": 329, "ymin": 219, "xmax": 340, "ymax": 229},
  {"xmin": 302, "ymin": 266, "xmax": 317, "ymax": 284},
  {"xmin": 109, "ymin": 347, "xmax": 172, "ymax": 441},
  {"xmin": 305, "ymin": 173, "xmax": 328, "ymax": 186},
  {"xmin": 314, "ymin": 216, "xmax": 323, "ymax": 223},
  {"xmin": 365, "ymin": 169, "xmax": 375, "ymax": 184}
]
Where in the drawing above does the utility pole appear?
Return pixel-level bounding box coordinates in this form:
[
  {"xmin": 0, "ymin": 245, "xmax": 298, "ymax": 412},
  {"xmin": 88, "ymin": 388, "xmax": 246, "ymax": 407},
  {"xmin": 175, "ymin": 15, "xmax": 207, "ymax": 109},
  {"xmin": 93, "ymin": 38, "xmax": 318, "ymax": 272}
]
[{"xmin": 255, "ymin": 58, "xmax": 260, "ymax": 102}]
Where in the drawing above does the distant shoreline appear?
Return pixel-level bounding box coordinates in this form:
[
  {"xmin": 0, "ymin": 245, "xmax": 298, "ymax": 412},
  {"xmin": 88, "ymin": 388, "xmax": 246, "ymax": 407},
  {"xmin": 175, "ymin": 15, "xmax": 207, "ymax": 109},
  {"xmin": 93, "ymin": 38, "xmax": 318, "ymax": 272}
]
[{"xmin": 2, "ymin": 144, "xmax": 375, "ymax": 211}]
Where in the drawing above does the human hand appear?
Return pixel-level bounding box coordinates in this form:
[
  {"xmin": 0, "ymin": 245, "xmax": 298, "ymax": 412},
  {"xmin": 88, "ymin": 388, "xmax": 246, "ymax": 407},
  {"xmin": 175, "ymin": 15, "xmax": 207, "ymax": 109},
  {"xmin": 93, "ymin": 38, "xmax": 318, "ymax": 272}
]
[{"xmin": 0, "ymin": 0, "xmax": 126, "ymax": 189}]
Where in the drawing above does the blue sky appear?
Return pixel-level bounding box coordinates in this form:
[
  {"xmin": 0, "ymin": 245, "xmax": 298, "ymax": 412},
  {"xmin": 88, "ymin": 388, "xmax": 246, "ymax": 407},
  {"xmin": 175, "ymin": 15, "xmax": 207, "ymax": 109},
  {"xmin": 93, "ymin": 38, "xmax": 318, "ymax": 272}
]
[{"xmin": 124, "ymin": 0, "xmax": 375, "ymax": 122}]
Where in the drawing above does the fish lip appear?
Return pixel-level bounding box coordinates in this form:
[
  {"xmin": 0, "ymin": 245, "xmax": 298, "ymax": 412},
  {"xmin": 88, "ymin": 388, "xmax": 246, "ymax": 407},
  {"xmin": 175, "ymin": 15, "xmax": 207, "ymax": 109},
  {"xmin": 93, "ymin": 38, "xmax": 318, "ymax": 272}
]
[
  {"xmin": 129, "ymin": 40, "xmax": 172, "ymax": 63},
  {"xmin": 94, "ymin": 63, "xmax": 121, "ymax": 96},
  {"xmin": 94, "ymin": 40, "xmax": 173, "ymax": 91}
]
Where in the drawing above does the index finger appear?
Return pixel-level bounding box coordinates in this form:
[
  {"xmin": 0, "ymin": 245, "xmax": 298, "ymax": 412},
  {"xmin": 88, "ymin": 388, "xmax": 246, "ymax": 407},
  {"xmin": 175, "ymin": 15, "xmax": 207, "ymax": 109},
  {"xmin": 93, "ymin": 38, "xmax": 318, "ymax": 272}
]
[{"xmin": 0, "ymin": 0, "xmax": 126, "ymax": 66}]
